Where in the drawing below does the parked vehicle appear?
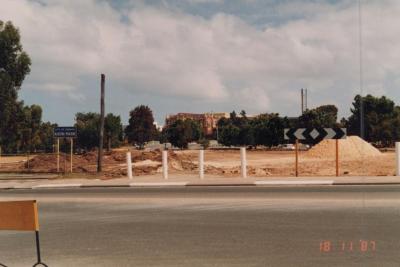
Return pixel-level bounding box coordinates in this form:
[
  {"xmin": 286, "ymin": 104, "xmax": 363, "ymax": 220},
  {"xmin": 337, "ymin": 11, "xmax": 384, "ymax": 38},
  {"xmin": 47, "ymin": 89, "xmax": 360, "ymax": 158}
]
[{"xmin": 281, "ymin": 144, "xmax": 295, "ymax": 151}]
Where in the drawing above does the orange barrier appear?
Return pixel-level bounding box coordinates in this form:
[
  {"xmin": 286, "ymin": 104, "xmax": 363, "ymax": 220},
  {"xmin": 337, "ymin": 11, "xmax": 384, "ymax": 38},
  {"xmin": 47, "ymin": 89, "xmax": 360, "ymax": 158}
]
[
  {"xmin": 0, "ymin": 200, "xmax": 47, "ymax": 267},
  {"xmin": 0, "ymin": 200, "xmax": 39, "ymax": 231}
]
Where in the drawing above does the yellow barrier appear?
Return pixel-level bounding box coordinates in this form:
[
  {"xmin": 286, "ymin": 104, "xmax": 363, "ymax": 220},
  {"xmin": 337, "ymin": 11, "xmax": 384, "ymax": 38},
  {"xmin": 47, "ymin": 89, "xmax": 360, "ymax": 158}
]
[{"xmin": 0, "ymin": 200, "xmax": 47, "ymax": 267}]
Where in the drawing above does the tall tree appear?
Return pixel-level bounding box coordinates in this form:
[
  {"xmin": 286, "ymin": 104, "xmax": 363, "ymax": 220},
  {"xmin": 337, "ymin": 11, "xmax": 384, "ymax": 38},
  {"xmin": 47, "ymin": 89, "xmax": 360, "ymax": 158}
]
[
  {"xmin": 218, "ymin": 111, "xmax": 289, "ymax": 147},
  {"xmin": 165, "ymin": 119, "xmax": 201, "ymax": 149},
  {"xmin": 218, "ymin": 110, "xmax": 255, "ymax": 146},
  {"xmin": 37, "ymin": 122, "xmax": 57, "ymax": 152},
  {"xmin": 75, "ymin": 112, "xmax": 100, "ymax": 150},
  {"xmin": 20, "ymin": 105, "xmax": 43, "ymax": 152},
  {"xmin": 125, "ymin": 105, "xmax": 157, "ymax": 148},
  {"xmin": 251, "ymin": 113, "xmax": 288, "ymax": 147},
  {"xmin": 347, "ymin": 94, "xmax": 398, "ymax": 145},
  {"xmin": 315, "ymin": 105, "xmax": 338, "ymax": 126},
  {"xmin": 297, "ymin": 104, "xmax": 338, "ymax": 128},
  {"xmin": 0, "ymin": 21, "xmax": 31, "ymax": 152},
  {"xmin": 104, "ymin": 113, "xmax": 123, "ymax": 151},
  {"xmin": 219, "ymin": 124, "xmax": 240, "ymax": 146},
  {"xmin": 75, "ymin": 112, "xmax": 123, "ymax": 150}
]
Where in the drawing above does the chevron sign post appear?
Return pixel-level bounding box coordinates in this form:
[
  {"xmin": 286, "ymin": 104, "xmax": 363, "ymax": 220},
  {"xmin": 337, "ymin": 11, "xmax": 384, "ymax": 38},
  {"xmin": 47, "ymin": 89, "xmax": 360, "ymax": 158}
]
[
  {"xmin": 284, "ymin": 128, "xmax": 347, "ymax": 142},
  {"xmin": 284, "ymin": 128, "xmax": 347, "ymax": 177}
]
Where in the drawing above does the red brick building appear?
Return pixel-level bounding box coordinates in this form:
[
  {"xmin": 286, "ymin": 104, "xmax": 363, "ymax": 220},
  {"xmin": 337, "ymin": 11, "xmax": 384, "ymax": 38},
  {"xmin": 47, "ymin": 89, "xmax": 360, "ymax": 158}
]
[{"xmin": 165, "ymin": 112, "xmax": 229, "ymax": 136}]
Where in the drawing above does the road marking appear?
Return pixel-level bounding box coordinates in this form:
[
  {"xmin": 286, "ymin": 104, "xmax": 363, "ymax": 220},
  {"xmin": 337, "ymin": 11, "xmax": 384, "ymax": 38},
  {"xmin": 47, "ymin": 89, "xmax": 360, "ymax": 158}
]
[
  {"xmin": 255, "ymin": 180, "xmax": 334, "ymax": 185},
  {"xmin": 130, "ymin": 182, "xmax": 188, "ymax": 187},
  {"xmin": 32, "ymin": 184, "xmax": 82, "ymax": 189}
]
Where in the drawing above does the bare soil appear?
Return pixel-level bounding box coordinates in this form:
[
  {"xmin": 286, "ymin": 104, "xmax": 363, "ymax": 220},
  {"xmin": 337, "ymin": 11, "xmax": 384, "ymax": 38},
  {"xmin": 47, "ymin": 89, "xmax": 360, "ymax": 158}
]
[
  {"xmin": 173, "ymin": 148, "xmax": 395, "ymax": 177},
  {"xmin": 0, "ymin": 144, "xmax": 395, "ymax": 177}
]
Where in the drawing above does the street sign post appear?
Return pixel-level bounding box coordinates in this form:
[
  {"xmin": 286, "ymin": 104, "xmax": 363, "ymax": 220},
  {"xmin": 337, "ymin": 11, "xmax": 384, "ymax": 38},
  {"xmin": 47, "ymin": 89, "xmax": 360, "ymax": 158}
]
[
  {"xmin": 53, "ymin": 127, "xmax": 77, "ymax": 173},
  {"xmin": 284, "ymin": 128, "xmax": 347, "ymax": 177}
]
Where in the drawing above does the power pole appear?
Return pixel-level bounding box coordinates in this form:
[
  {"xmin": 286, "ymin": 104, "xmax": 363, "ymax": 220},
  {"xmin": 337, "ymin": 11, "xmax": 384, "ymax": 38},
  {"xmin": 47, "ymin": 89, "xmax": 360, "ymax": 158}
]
[
  {"xmin": 305, "ymin": 88, "xmax": 308, "ymax": 111},
  {"xmin": 97, "ymin": 74, "xmax": 105, "ymax": 173},
  {"xmin": 301, "ymin": 88, "xmax": 308, "ymax": 114}
]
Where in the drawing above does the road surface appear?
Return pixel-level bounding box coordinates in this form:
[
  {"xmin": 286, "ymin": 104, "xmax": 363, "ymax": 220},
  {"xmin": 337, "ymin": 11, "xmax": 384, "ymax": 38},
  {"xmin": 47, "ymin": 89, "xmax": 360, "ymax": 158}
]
[{"xmin": 0, "ymin": 186, "xmax": 399, "ymax": 266}]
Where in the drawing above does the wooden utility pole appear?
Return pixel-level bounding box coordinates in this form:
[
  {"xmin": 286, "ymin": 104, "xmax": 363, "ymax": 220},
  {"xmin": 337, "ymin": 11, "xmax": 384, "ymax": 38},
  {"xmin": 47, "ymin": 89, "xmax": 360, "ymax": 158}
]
[
  {"xmin": 97, "ymin": 74, "xmax": 105, "ymax": 173},
  {"xmin": 70, "ymin": 138, "xmax": 73, "ymax": 173},
  {"xmin": 56, "ymin": 138, "xmax": 60, "ymax": 173},
  {"xmin": 295, "ymin": 139, "xmax": 299, "ymax": 177}
]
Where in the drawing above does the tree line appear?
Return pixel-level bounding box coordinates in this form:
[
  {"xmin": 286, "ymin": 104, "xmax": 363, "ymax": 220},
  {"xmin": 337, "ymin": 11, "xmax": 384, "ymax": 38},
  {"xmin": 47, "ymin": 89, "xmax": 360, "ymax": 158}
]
[
  {"xmin": 3, "ymin": 20, "xmax": 400, "ymax": 153},
  {"xmin": 71, "ymin": 96, "xmax": 400, "ymax": 150}
]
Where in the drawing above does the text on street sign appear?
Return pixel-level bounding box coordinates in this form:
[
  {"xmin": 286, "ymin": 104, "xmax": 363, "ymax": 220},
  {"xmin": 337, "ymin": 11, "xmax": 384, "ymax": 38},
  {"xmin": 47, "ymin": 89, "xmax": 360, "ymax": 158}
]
[{"xmin": 54, "ymin": 127, "xmax": 77, "ymax": 138}]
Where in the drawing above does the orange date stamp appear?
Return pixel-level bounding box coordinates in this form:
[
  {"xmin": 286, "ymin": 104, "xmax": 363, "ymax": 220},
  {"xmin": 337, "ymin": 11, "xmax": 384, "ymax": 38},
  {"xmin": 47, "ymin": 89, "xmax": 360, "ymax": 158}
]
[{"xmin": 320, "ymin": 240, "xmax": 376, "ymax": 253}]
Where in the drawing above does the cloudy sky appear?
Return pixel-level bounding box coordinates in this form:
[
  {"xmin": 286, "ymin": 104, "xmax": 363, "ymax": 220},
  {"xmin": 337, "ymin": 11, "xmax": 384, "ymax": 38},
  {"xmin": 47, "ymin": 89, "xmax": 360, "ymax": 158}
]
[{"xmin": 1, "ymin": 0, "xmax": 399, "ymax": 125}]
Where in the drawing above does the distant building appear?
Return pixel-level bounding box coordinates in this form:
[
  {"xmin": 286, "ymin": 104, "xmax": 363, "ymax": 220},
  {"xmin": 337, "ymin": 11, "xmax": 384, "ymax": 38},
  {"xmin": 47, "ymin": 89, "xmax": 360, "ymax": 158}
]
[
  {"xmin": 165, "ymin": 112, "xmax": 229, "ymax": 136},
  {"xmin": 153, "ymin": 121, "xmax": 163, "ymax": 131}
]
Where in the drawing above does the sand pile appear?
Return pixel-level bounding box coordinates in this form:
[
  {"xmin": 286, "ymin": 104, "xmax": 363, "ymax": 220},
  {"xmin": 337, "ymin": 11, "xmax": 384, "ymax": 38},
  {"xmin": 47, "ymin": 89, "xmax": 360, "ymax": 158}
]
[
  {"xmin": 304, "ymin": 136, "xmax": 381, "ymax": 160},
  {"xmin": 27, "ymin": 154, "xmax": 57, "ymax": 170}
]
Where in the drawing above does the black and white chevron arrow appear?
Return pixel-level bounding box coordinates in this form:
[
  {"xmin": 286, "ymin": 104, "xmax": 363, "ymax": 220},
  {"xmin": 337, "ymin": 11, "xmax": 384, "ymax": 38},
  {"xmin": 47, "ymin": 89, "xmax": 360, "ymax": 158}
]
[{"xmin": 284, "ymin": 128, "xmax": 346, "ymax": 141}]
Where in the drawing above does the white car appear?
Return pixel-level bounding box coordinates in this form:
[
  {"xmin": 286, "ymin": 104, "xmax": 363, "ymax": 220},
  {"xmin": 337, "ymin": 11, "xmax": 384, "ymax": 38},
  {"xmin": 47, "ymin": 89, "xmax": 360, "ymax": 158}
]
[{"xmin": 281, "ymin": 144, "xmax": 295, "ymax": 151}]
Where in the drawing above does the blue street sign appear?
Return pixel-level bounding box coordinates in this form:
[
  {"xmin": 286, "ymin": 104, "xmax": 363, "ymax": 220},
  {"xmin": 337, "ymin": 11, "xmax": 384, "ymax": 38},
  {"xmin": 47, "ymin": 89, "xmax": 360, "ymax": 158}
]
[{"xmin": 53, "ymin": 127, "xmax": 77, "ymax": 138}]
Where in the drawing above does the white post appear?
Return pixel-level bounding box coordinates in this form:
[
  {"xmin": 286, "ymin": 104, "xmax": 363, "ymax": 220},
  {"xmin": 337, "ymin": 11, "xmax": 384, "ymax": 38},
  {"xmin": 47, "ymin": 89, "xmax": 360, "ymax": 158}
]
[
  {"xmin": 396, "ymin": 142, "xmax": 400, "ymax": 176},
  {"xmin": 199, "ymin": 149, "xmax": 204, "ymax": 179},
  {"xmin": 240, "ymin": 147, "xmax": 247, "ymax": 178},
  {"xmin": 126, "ymin": 151, "xmax": 133, "ymax": 179},
  {"xmin": 162, "ymin": 150, "xmax": 168, "ymax": 179}
]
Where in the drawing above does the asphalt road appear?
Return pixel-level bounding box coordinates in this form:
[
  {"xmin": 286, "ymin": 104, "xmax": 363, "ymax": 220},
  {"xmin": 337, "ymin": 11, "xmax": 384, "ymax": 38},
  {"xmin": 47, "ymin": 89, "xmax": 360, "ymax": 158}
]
[{"xmin": 0, "ymin": 186, "xmax": 400, "ymax": 267}]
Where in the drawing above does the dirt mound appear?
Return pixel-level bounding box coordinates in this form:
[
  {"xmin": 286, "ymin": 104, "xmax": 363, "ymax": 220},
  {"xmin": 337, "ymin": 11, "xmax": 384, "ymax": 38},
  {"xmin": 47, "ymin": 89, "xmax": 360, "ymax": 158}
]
[
  {"xmin": 130, "ymin": 150, "xmax": 162, "ymax": 162},
  {"xmin": 304, "ymin": 136, "xmax": 381, "ymax": 160},
  {"xmin": 26, "ymin": 154, "xmax": 58, "ymax": 172},
  {"xmin": 168, "ymin": 151, "xmax": 195, "ymax": 171},
  {"xmin": 24, "ymin": 149, "xmax": 166, "ymax": 176}
]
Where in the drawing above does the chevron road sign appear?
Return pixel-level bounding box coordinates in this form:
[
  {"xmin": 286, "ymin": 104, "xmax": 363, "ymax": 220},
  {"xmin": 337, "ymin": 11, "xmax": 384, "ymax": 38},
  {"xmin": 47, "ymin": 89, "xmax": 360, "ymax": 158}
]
[{"xmin": 284, "ymin": 128, "xmax": 347, "ymax": 142}]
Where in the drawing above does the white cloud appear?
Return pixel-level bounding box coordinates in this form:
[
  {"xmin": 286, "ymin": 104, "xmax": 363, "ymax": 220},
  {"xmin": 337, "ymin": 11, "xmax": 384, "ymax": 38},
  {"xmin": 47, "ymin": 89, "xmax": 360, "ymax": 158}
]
[{"xmin": 1, "ymin": 0, "xmax": 400, "ymax": 117}]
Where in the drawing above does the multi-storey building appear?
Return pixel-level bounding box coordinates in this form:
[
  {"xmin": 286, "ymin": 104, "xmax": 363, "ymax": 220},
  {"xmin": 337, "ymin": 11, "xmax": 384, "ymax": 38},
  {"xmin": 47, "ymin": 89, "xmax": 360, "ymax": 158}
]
[{"xmin": 165, "ymin": 112, "xmax": 229, "ymax": 136}]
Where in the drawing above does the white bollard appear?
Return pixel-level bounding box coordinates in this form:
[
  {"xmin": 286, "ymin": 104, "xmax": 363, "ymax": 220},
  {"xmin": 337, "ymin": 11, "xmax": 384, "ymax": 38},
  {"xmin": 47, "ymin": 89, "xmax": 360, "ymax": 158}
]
[
  {"xmin": 199, "ymin": 149, "xmax": 204, "ymax": 179},
  {"xmin": 240, "ymin": 147, "xmax": 247, "ymax": 178},
  {"xmin": 162, "ymin": 150, "xmax": 168, "ymax": 179},
  {"xmin": 126, "ymin": 151, "xmax": 133, "ymax": 179},
  {"xmin": 396, "ymin": 142, "xmax": 400, "ymax": 176}
]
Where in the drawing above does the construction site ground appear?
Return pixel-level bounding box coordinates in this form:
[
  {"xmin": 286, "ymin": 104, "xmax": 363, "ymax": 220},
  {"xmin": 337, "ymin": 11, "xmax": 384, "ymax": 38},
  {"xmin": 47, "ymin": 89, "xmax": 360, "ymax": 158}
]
[
  {"xmin": 174, "ymin": 149, "xmax": 395, "ymax": 177},
  {"xmin": 0, "ymin": 137, "xmax": 396, "ymax": 178}
]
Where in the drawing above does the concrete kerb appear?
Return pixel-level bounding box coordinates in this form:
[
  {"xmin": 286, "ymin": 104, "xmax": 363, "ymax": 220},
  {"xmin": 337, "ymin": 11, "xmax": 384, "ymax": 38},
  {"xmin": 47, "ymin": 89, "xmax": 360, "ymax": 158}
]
[
  {"xmin": 130, "ymin": 182, "xmax": 188, "ymax": 187},
  {"xmin": 2, "ymin": 178, "xmax": 400, "ymax": 190},
  {"xmin": 32, "ymin": 183, "xmax": 83, "ymax": 189},
  {"xmin": 255, "ymin": 180, "xmax": 334, "ymax": 186}
]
